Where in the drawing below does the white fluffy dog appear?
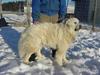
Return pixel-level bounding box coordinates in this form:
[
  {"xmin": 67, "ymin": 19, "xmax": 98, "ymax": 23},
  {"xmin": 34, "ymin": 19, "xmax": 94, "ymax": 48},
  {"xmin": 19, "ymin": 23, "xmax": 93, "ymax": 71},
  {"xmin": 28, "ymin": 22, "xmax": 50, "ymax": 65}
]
[{"xmin": 18, "ymin": 18, "xmax": 81, "ymax": 66}]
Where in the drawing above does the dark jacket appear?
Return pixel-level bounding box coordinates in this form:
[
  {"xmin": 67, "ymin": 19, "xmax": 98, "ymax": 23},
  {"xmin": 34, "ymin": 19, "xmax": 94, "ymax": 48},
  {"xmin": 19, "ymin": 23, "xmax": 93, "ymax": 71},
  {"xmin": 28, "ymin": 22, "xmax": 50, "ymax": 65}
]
[{"xmin": 32, "ymin": 0, "xmax": 67, "ymax": 22}]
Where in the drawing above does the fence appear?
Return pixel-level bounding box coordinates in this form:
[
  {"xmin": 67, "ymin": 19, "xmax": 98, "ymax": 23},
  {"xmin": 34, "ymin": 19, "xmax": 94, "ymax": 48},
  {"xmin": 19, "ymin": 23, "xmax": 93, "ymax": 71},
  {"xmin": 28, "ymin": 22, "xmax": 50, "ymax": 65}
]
[
  {"xmin": 0, "ymin": 0, "xmax": 31, "ymax": 27},
  {"xmin": 74, "ymin": 0, "xmax": 100, "ymax": 31}
]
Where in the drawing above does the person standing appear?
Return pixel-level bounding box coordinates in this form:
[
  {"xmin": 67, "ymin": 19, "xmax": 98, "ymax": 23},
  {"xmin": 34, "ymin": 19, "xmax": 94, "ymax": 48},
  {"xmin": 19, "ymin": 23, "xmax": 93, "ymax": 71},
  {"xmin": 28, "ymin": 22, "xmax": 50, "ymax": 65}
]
[{"xmin": 32, "ymin": 0, "xmax": 67, "ymax": 24}]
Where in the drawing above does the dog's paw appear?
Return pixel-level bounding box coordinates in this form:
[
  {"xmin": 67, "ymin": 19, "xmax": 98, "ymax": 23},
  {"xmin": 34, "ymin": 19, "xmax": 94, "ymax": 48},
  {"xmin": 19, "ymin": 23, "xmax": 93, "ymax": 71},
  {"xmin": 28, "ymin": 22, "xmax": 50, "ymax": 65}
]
[
  {"xmin": 55, "ymin": 58, "xmax": 63, "ymax": 66},
  {"xmin": 36, "ymin": 55, "xmax": 46, "ymax": 61},
  {"xmin": 63, "ymin": 58, "xmax": 69, "ymax": 65},
  {"xmin": 23, "ymin": 60, "xmax": 30, "ymax": 65}
]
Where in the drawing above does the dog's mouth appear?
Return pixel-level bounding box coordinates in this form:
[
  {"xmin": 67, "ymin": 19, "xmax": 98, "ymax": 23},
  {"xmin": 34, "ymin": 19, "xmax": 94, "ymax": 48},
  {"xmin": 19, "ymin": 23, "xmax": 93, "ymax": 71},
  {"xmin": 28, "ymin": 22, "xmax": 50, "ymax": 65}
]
[{"xmin": 75, "ymin": 25, "xmax": 81, "ymax": 31}]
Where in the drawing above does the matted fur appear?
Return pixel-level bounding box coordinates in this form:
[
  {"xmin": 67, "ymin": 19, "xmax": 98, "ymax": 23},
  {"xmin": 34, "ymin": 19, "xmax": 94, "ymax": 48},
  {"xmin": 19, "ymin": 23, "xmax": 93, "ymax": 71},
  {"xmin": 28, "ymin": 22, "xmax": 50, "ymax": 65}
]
[{"xmin": 18, "ymin": 18, "xmax": 80, "ymax": 66}]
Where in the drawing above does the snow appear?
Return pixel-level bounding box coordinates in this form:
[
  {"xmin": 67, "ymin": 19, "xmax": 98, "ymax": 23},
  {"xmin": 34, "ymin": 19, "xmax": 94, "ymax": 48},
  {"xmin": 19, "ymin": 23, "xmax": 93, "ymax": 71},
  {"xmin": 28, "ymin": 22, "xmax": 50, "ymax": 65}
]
[
  {"xmin": 3, "ymin": 14, "xmax": 27, "ymax": 23},
  {"xmin": 0, "ymin": 14, "xmax": 100, "ymax": 75},
  {"xmin": 0, "ymin": 26, "xmax": 100, "ymax": 75}
]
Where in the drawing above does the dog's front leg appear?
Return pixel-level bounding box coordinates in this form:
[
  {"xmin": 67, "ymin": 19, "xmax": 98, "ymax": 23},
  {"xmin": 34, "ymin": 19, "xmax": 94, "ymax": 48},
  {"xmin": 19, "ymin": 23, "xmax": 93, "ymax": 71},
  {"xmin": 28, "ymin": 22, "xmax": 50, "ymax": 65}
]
[
  {"xmin": 62, "ymin": 54, "xmax": 68, "ymax": 65},
  {"xmin": 55, "ymin": 44, "xmax": 69, "ymax": 66},
  {"xmin": 55, "ymin": 48, "xmax": 65, "ymax": 66}
]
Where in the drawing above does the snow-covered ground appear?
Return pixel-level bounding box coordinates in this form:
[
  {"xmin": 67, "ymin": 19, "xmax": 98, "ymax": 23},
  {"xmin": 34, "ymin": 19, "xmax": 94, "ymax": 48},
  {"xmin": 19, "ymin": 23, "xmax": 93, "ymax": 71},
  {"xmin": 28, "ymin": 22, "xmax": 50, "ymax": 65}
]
[
  {"xmin": 0, "ymin": 14, "xmax": 100, "ymax": 75},
  {"xmin": 0, "ymin": 26, "xmax": 100, "ymax": 75},
  {"xmin": 3, "ymin": 14, "xmax": 26, "ymax": 23}
]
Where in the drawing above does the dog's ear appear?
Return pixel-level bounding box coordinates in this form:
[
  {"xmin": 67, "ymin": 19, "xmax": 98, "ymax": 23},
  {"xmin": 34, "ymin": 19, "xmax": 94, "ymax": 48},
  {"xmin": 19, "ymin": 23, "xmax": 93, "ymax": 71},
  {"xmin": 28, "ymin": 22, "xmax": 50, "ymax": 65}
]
[
  {"xmin": 62, "ymin": 15, "xmax": 75, "ymax": 24},
  {"xmin": 64, "ymin": 18, "xmax": 72, "ymax": 28},
  {"xmin": 57, "ymin": 17, "xmax": 68, "ymax": 24}
]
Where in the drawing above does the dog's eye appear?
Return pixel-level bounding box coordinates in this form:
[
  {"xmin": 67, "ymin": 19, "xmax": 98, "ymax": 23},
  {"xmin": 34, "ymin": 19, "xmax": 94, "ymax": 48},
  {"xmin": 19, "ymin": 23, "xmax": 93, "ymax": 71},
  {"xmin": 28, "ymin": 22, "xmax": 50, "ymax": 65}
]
[{"xmin": 74, "ymin": 22, "xmax": 77, "ymax": 24}]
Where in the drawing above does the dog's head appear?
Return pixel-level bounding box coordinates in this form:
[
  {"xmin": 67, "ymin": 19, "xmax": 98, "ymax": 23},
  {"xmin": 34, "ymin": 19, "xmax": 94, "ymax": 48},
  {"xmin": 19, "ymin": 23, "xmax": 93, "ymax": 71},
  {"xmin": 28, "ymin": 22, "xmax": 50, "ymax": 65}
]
[{"xmin": 63, "ymin": 18, "xmax": 81, "ymax": 31}]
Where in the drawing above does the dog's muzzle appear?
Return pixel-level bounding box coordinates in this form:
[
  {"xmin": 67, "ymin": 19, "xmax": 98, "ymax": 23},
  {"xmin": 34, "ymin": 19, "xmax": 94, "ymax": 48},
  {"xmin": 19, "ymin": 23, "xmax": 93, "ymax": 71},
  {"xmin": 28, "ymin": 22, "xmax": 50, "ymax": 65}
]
[{"xmin": 75, "ymin": 25, "xmax": 82, "ymax": 31}]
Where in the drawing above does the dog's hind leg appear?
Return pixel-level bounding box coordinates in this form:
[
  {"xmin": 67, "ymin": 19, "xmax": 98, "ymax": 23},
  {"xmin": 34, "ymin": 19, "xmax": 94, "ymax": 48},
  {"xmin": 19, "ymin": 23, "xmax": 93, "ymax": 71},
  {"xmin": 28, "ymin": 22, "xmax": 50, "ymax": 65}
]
[
  {"xmin": 23, "ymin": 52, "xmax": 34, "ymax": 65},
  {"xmin": 35, "ymin": 48, "xmax": 46, "ymax": 61},
  {"xmin": 22, "ymin": 45, "xmax": 38, "ymax": 65}
]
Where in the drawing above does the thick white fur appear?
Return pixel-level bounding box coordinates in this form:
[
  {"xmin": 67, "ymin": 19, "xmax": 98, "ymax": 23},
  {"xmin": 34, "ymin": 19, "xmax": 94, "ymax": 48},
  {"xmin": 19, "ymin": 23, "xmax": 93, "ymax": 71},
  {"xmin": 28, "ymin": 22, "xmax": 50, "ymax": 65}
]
[{"xmin": 18, "ymin": 18, "xmax": 80, "ymax": 65}]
